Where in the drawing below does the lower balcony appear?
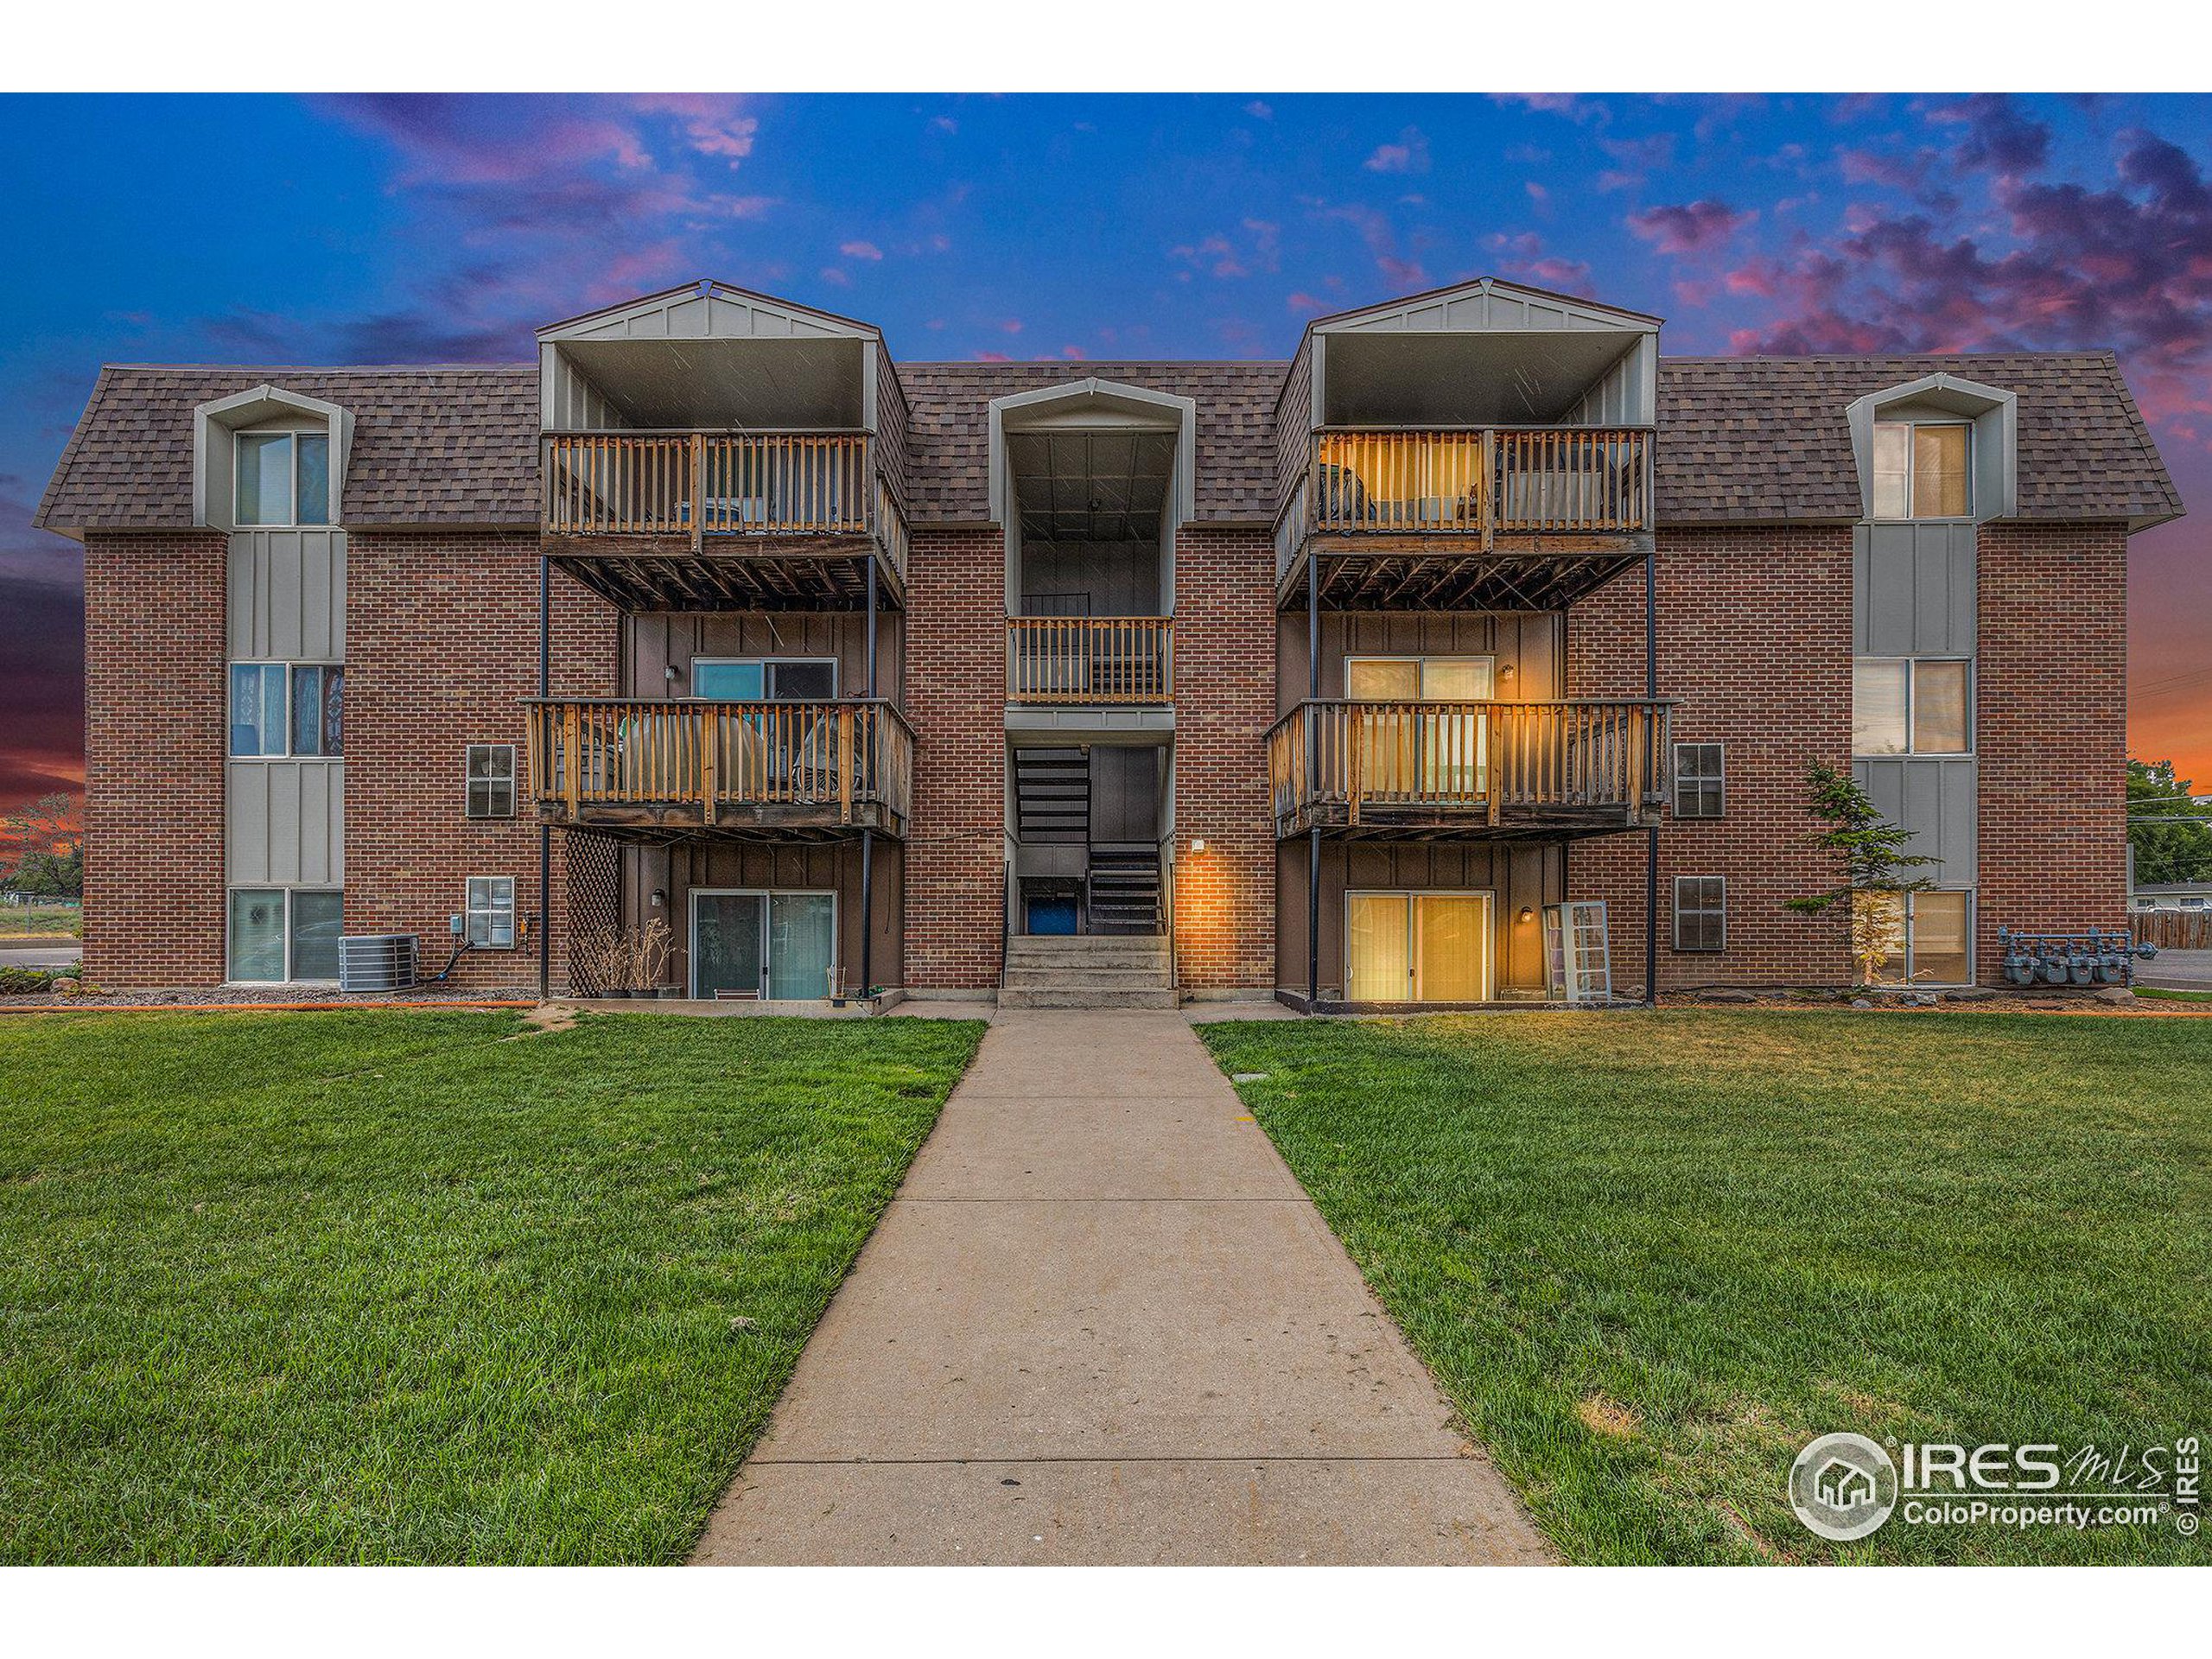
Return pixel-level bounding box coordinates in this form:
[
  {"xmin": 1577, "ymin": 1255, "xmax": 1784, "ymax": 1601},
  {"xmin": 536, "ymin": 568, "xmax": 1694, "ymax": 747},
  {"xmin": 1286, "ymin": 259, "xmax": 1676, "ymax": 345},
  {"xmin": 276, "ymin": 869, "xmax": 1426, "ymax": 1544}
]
[
  {"xmin": 527, "ymin": 698, "xmax": 912, "ymax": 842},
  {"xmin": 1268, "ymin": 698, "xmax": 1672, "ymax": 839}
]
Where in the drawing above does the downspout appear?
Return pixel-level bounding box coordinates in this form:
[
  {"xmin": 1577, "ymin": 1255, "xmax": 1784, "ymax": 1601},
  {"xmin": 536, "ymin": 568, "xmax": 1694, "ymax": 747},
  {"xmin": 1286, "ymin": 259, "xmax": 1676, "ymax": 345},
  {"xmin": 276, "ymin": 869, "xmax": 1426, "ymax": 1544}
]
[
  {"xmin": 859, "ymin": 550, "xmax": 878, "ymax": 1004},
  {"xmin": 1306, "ymin": 550, "xmax": 1321, "ymax": 1013},
  {"xmin": 537, "ymin": 552, "xmax": 551, "ymax": 1001},
  {"xmin": 1643, "ymin": 545, "xmax": 1659, "ymax": 1008}
]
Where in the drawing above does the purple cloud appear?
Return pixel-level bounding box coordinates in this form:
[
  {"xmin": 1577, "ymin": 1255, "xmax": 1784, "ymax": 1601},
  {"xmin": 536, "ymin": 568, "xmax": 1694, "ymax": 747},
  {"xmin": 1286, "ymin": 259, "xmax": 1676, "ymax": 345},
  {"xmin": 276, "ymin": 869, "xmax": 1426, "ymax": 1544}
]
[
  {"xmin": 1363, "ymin": 128, "xmax": 1431, "ymax": 175},
  {"xmin": 1626, "ymin": 198, "xmax": 1751, "ymax": 254}
]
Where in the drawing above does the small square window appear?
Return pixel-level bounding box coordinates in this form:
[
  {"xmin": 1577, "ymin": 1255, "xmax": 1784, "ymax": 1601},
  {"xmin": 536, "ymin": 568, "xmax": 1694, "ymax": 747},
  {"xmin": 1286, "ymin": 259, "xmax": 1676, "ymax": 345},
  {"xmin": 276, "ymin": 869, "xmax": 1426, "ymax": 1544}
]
[
  {"xmin": 1674, "ymin": 743, "xmax": 1725, "ymax": 819},
  {"xmin": 467, "ymin": 876, "xmax": 516, "ymax": 949},
  {"xmin": 466, "ymin": 744, "xmax": 517, "ymax": 818},
  {"xmin": 1673, "ymin": 875, "xmax": 1726, "ymax": 953}
]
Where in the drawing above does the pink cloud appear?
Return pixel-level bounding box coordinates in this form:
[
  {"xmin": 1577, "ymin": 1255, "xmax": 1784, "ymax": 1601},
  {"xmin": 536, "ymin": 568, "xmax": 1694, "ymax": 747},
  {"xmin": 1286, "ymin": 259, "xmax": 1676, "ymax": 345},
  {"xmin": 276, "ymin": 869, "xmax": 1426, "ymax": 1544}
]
[
  {"xmin": 840, "ymin": 239, "xmax": 885, "ymax": 260},
  {"xmin": 1626, "ymin": 198, "xmax": 1752, "ymax": 254},
  {"xmin": 1364, "ymin": 128, "xmax": 1431, "ymax": 175}
]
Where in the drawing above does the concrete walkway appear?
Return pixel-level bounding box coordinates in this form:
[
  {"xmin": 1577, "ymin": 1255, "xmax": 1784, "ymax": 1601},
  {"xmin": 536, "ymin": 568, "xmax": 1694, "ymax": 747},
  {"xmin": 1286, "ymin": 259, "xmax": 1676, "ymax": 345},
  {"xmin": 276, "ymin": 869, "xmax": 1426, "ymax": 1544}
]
[{"xmin": 692, "ymin": 1007, "xmax": 1549, "ymax": 1566}]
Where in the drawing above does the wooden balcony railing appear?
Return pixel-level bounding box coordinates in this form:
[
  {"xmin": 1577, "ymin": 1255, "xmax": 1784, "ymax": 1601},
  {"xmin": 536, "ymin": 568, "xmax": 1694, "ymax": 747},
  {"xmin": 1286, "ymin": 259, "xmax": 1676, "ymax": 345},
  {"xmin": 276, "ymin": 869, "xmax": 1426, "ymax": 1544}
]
[
  {"xmin": 1007, "ymin": 616, "xmax": 1173, "ymax": 703},
  {"xmin": 1267, "ymin": 698, "xmax": 1672, "ymax": 835},
  {"xmin": 541, "ymin": 432, "xmax": 907, "ymax": 575},
  {"xmin": 526, "ymin": 698, "xmax": 912, "ymax": 836},
  {"xmin": 1280, "ymin": 426, "xmax": 1651, "ymax": 565}
]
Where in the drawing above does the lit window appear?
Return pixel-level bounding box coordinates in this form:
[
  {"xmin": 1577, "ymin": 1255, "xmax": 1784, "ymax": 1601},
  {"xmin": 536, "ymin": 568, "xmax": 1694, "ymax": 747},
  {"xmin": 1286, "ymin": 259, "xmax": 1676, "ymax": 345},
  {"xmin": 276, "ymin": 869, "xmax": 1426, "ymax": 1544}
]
[
  {"xmin": 1673, "ymin": 743, "xmax": 1725, "ymax": 819},
  {"xmin": 466, "ymin": 745, "xmax": 517, "ymax": 818},
  {"xmin": 1672, "ymin": 875, "xmax": 1726, "ymax": 953},
  {"xmin": 1853, "ymin": 889, "xmax": 1973, "ymax": 984},
  {"xmin": 1853, "ymin": 659, "xmax": 1971, "ymax": 756},
  {"xmin": 467, "ymin": 877, "xmax": 516, "ymax": 949},
  {"xmin": 230, "ymin": 664, "xmax": 343, "ymax": 757},
  {"xmin": 235, "ymin": 431, "xmax": 332, "ymax": 526},
  {"xmin": 1872, "ymin": 420, "xmax": 1970, "ymax": 519}
]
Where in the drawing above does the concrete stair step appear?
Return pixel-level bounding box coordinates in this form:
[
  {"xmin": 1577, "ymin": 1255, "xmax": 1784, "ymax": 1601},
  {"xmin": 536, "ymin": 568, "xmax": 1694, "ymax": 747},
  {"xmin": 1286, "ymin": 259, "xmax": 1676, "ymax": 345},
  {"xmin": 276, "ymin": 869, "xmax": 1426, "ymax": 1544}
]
[
  {"xmin": 998, "ymin": 984, "xmax": 1181, "ymax": 1010},
  {"xmin": 1003, "ymin": 964, "xmax": 1174, "ymax": 988},
  {"xmin": 1005, "ymin": 943, "xmax": 1171, "ymax": 964}
]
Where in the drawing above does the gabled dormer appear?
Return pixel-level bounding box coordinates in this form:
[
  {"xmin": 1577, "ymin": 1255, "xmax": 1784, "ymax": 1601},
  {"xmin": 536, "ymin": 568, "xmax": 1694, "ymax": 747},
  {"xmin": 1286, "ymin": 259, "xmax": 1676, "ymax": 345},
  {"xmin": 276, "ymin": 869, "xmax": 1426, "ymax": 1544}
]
[{"xmin": 194, "ymin": 385, "xmax": 353, "ymax": 531}]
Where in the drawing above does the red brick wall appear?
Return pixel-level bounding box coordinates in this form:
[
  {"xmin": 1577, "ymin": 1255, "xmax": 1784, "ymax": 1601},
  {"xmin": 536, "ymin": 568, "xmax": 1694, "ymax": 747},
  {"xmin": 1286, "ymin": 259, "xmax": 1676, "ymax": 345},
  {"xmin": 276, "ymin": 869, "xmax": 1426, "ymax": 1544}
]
[
  {"xmin": 1976, "ymin": 521, "xmax": 2130, "ymax": 976},
  {"xmin": 1171, "ymin": 525, "xmax": 1276, "ymax": 992},
  {"xmin": 80, "ymin": 532, "xmax": 229, "ymax": 987},
  {"xmin": 903, "ymin": 527, "xmax": 1006, "ymax": 989},
  {"xmin": 342, "ymin": 531, "xmax": 615, "ymax": 990},
  {"xmin": 1567, "ymin": 527, "xmax": 1855, "ymax": 991}
]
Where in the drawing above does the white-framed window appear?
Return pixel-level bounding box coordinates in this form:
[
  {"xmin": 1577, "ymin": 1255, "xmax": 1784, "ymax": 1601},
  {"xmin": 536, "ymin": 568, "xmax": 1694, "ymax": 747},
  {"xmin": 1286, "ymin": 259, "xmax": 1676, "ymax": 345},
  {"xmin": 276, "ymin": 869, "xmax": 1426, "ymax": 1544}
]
[
  {"xmin": 690, "ymin": 658, "xmax": 838, "ymax": 700},
  {"xmin": 466, "ymin": 876, "xmax": 517, "ymax": 949},
  {"xmin": 466, "ymin": 744, "xmax": 517, "ymax": 818},
  {"xmin": 235, "ymin": 429, "xmax": 333, "ymax": 527},
  {"xmin": 1674, "ymin": 742, "xmax": 1725, "ymax": 819},
  {"xmin": 1852, "ymin": 658, "xmax": 1971, "ymax": 757},
  {"xmin": 227, "ymin": 887, "xmax": 343, "ymax": 983},
  {"xmin": 230, "ymin": 663, "xmax": 343, "ymax": 757},
  {"xmin": 1872, "ymin": 419, "xmax": 1971, "ymax": 519},
  {"xmin": 1673, "ymin": 875, "xmax": 1726, "ymax": 953}
]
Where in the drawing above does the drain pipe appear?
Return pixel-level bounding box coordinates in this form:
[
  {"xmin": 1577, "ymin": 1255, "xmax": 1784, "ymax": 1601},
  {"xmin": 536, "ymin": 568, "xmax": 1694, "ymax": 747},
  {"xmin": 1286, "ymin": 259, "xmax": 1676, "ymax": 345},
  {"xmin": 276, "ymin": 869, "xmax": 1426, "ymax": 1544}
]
[
  {"xmin": 1643, "ymin": 545, "xmax": 1659, "ymax": 1008},
  {"xmin": 1306, "ymin": 550, "xmax": 1321, "ymax": 1012},
  {"xmin": 537, "ymin": 552, "xmax": 552, "ymax": 1001}
]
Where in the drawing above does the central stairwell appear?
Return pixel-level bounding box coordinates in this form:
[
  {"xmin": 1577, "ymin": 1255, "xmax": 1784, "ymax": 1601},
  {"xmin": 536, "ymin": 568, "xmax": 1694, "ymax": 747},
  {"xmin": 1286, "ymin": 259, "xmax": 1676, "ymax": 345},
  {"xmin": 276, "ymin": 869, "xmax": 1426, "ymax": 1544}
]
[{"xmin": 1001, "ymin": 934, "xmax": 1176, "ymax": 1009}]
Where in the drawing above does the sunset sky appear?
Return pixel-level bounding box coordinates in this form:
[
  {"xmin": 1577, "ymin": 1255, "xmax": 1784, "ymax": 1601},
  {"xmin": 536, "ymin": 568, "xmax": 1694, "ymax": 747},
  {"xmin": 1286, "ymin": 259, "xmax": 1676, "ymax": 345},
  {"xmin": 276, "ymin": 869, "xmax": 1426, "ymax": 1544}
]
[{"xmin": 2, "ymin": 91, "xmax": 2206, "ymax": 807}]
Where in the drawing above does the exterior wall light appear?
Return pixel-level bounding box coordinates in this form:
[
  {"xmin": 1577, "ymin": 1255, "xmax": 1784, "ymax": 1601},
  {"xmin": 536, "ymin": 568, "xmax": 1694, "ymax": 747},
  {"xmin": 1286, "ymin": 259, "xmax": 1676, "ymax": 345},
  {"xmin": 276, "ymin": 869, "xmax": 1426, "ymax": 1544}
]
[
  {"xmin": 1518, "ymin": 906, "xmax": 1535, "ymax": 923},
  {"xmin": 650, "ymin": 888, "xmax": 667, "ymax": 908},
  {"xmin": 1191, "ymin": 838, "xmax": 1207, "ymax": 854}
]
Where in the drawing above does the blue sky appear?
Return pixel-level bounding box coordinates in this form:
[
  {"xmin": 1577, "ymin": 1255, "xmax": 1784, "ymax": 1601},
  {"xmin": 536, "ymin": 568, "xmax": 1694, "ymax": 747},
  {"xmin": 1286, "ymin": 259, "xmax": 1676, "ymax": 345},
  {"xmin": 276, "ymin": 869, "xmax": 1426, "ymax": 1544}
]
[{"xmin": 3, "ymin": 92, "xmax": 2209, "ymax": 804}]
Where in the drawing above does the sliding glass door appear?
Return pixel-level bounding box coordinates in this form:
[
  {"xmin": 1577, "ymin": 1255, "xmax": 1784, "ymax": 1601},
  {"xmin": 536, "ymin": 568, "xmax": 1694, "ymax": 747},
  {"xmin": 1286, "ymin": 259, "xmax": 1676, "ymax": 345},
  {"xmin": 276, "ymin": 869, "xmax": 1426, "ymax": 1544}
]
[
  {"xmin": 691, "ymin": 890, "xmax": 837, "ymax": 1000},
  {"xmin": 1345, "ymin": 890, "xmax": 1491, "ymax": 1002}
]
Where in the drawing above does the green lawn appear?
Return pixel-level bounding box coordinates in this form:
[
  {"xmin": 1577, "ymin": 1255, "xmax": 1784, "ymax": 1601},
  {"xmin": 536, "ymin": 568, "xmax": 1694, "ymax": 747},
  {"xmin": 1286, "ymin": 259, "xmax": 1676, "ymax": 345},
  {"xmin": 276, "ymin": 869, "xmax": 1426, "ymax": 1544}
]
[
  {"xmin": 0, "ymin": 1008, "xmax": 982, "ymax": 1563},
  {"xmin": 1199, "ymin": 1011, "xmax": 2211, "ymax": 1565},
  {"xmin": 0, "ymin": 902, "xmax": 80, "ymax": 938}
]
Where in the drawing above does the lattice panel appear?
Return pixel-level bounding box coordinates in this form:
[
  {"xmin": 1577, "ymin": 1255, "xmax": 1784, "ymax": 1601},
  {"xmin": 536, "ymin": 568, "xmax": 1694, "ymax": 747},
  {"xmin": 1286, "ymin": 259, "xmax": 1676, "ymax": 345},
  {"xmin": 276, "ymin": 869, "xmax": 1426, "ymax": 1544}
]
[{"xmin": 563, "ymin": 831, "xmax": 622, "ymax": 995}]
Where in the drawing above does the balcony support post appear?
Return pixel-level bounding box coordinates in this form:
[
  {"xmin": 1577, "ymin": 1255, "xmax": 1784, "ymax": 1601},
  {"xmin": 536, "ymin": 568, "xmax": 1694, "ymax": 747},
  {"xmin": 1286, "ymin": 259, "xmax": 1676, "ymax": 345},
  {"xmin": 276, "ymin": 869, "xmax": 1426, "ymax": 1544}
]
[
  {"xmin": 1306, "ymin": 549, "xmax": 1321, "ymax": 1012},
  {"xmin": 859, "ymin": 828, "xmax": 875, "ymax": 1002},
  {"xmin": 537, "ymin": 553, "xmax": 552, "ymax": 1001},
  {"xmin": 1644, "ymin": 545, "xmax": 1660, "ymax": 1008}
]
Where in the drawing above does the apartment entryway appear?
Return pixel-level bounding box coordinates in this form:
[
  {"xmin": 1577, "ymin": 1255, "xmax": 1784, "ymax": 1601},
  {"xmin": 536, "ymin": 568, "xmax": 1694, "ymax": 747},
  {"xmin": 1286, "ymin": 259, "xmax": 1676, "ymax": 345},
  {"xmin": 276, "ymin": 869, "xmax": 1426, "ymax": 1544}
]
[{"xmin": 690, "ymin": 890, "xmax": 837, "ymax": 1001}]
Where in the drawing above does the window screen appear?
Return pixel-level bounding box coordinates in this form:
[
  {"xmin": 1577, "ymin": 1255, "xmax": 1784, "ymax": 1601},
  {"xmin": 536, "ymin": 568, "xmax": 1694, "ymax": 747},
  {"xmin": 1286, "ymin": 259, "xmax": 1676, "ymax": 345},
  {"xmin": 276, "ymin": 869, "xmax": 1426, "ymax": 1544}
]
[
  {"xmin": 1674, "ymin": 743, "xmax": 1725, "ymax": 818},
  {"xmin": 1673, "ymin": 875, "xmax": 1726, "ymax": 953},
  {"xmin": 466, "ymin": 745, "xmax": 516, "ymax": 818}
]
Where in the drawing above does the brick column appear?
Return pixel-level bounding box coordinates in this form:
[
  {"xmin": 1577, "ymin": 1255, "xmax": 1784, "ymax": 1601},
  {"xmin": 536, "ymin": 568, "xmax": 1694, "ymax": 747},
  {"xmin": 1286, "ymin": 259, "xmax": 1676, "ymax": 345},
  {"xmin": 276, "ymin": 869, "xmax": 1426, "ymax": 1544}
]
[
  {"xmin": 1975, "ymin": 521, "xmax": 2129, "ymax": 981},
  {"xmin": 1170, "ymin": 524, "xmax": 1276, "ymax": 993},
  {"xmin": 80, "ymin": 532, "xmax": 229, "ymax": 987},
  {"xmin": 904, "ymin": 526, "xmax": 1007, "ymax": 990},
  {"xmin": 1567, "ymin": 526, "xmax": 1854, "ymax": 990},
  {"xmin": 343, "ymin": 531, "xmax": 615, "ymax": 991}
]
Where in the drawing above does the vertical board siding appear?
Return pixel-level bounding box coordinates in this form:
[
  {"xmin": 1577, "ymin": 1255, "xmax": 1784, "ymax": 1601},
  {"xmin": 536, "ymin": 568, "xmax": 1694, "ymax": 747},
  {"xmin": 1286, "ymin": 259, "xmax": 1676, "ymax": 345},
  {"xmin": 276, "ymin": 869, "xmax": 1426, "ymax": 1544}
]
[
  {"xmin": 1854, "ymin": 522, "xmax": 1976, "ymax": 656},
  {"xmin": 1856, "ymin": 756, "xmax": 1980, "ymax": 886},
  {"xmin": 228, "ymin": 529, "xmax": 346, "ymax": 660},
  {"xmin": 226, "ymin": 759, "xmax": 344, "ymax": 886}
]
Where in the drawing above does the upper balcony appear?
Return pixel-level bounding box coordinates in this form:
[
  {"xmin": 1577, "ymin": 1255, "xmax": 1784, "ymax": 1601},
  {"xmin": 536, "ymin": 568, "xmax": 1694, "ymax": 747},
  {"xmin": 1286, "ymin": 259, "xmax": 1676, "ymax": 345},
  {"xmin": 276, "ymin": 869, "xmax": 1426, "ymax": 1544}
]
[
  {"xmin": 1275, "ymin": 278, "xmax": 1659, "ymax": 613},
  {"xmin": 537, "ymin": 282, "xmax": 909, "ymax": 612}
]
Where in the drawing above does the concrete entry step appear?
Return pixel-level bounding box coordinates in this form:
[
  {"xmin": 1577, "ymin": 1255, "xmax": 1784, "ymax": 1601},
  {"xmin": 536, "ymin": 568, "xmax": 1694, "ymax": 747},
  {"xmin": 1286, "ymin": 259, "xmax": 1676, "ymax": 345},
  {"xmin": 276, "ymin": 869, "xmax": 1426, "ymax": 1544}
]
[
  {"xmin": 1002, "ymin": 964, "xmax": 1179, "ymax": 988},
  {"xmin": 997, "ymin": 985, "xmax": 1181, "ymax": 1010},
  {"xmin": 1005, "ymin": 936, "xmax": 1170, "ymax": 958}
]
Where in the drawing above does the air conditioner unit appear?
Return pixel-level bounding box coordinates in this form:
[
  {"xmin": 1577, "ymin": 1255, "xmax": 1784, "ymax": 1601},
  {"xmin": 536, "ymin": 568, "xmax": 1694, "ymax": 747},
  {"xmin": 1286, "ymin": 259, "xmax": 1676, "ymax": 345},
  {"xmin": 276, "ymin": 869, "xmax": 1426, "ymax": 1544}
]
[{"xmin": 340, "ymin": 933, "xmax": 419, "ymax": 993}]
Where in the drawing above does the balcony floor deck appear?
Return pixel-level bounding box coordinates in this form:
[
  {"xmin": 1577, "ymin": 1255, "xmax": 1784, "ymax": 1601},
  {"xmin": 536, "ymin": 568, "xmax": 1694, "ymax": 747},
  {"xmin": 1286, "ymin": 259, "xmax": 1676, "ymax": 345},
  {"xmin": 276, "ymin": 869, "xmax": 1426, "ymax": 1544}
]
[
  {"xmin": 537, "ymin": 799, "xmax": 904, "ymax": 844},
  {"xmin": 547, "ymin": 537, "xmax": 903, "ymax": 612},
  {"xmin": 1274, "ymin": 801, "xmax": 1660, "ymax": 842},
  {"xmin": 1276, "ymin": 537, "xmax": 1649, "ymax": 613}
]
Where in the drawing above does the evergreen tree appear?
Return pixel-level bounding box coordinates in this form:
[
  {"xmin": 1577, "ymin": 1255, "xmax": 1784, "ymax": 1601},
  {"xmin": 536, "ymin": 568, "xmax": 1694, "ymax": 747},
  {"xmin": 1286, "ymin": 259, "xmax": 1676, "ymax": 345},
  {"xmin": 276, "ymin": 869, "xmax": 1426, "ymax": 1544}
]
[{"xmin": 1784, "ymin": 764, "xmax": 1936, "ymax": 985}]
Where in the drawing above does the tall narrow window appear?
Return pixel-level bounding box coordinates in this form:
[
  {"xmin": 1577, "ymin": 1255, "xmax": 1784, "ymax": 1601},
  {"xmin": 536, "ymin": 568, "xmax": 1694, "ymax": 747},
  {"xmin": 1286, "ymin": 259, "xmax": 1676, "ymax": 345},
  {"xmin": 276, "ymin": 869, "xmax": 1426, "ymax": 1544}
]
[
  {"xmin": 289, "ymin": 665, "xmax": 344, "ymax": 756},
  {"xmin": 466, "ymin": 745, "xmax": 516, "ymax": 818},
  {"xmin": 1673, "ymin": 876, "xmax": 1726, "ymax": 952},
  {"xmin": 1674, "ymin": 743, "xmax": 1725, "ymax": 819},
  {"xmin": 1853, "ymin": 889, "xmax": 1973, "ymax": 984},
  {"xmin": 230, "ymin": 664, "xmax": 289, "ymax": 756}
]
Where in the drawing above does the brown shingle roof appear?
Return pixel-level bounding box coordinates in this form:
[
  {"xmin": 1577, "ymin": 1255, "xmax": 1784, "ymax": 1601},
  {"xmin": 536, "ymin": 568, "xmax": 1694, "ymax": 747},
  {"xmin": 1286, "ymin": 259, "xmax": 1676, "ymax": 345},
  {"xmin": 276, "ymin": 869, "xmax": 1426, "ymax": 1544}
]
[
  {"xmin": 37, "ymin": 351, "xmax": 2179, "ymax": 535},
  {"xmin": 894, "ymin": 361, "xmax": 1287, "ymax": 524},
  {"xmin": 1655, "ymin": 353, "xmax": 2182, "ymax": 527},
  {"xmin": 35, "ymin": 364, "xmax": 539, "ymax": 532}
]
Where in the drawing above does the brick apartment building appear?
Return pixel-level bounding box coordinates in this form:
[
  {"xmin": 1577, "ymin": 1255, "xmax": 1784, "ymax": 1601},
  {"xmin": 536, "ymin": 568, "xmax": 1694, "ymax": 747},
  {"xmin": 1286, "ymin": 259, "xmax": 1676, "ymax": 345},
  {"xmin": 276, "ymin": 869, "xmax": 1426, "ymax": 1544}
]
[{"xmin": 34, "ymin": 277, "xmax": 2181, "ymax": 1008}]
